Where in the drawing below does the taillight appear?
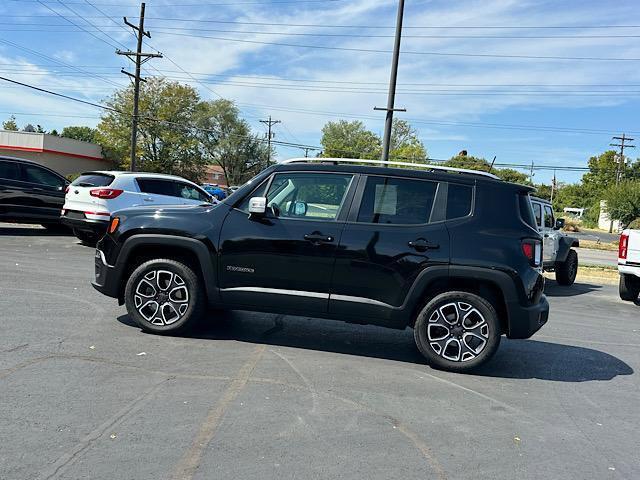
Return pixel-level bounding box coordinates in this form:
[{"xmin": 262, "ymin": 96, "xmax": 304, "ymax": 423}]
[
  {"xmin": 90, "ymin": 188, "xmax": 123, "ymax": 199},
  {"xmin": 64, "ymin": 186, "xmax": 70, "ymax": 194},
  {"xmin": 522, "ymin": 239, "xmax": 542, "ymax": 267},
  {"xmin": 619, "ymin": 234, "xmax": 629, "ymax": 260}
]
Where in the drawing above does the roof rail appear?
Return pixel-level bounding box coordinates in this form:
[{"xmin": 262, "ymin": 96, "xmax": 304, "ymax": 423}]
[{"xmin": 281, "ymin": 157, "xmax": 500, "ymax": 180}]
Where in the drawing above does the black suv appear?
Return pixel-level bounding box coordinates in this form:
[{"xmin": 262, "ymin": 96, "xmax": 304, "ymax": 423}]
[
  {"xmin": 92, "ymin": 159, "xmax": 548, "ymax": 372},
  {"xmin": 0, "ymin": 156, "xmax": 69, "ymax": 229}
]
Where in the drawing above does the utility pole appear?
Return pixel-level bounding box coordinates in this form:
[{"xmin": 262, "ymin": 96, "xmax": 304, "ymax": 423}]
[
  {"xmin": 374, "ymin": 0, "xmax": 406, "ymax": 163},
  {"xmin": 304, "ymin": 148, "xmax": 311, "ymax": 158},
  {"xmin": 550, "ymin": 170, "xmax": 557, "ymax": 203},
  {"xmin": 608, "ymin": 134, "xmax": 635, "ymax": 233},
  {"xmin": 116, "ymin": 2, "xmax": 162, "ymax": 171},
  {"xmin": 529, "ymin": 160, "xmax": 535, "ymax": 183},
  {"xmin": 260, "ymin": 116, "xmax": 281, "ymax": 166},
  {"xmin": 610, "ymin": 133, "xmax": 635, "ymax": 183}
]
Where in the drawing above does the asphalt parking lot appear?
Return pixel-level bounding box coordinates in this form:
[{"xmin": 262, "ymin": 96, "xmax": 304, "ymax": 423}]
[{"xmin": 1, "ymin": 223, "xmax": 639, "ymax": 480}]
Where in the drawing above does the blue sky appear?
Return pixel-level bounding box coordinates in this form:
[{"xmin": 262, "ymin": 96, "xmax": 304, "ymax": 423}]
[{"xmin": 1, "ymin": 0, "xmax": 640, "ymax": 183}]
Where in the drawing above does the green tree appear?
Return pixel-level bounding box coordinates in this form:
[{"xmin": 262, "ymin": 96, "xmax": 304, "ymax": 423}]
[
  {"xmin": 495, "ymin": 168, "xmax": 530, "ymax": 184},
  {"xmin": 582, "ymin": 150, "xmax": 620, "ymax": 199},
  {"xmin": 603, "ymin": 181, "xmax": 640, "ymax": 226},
  {"xmin": 97, "ymin": 77, "xmax": 206, "ymax": 181},
  {"xmin": 534, "ymin": 183, "xmax": 552, "ymax": 201},
  {"xmin": 194, "ymin": 99, "xmax": 270, "ymax": 186},
  {"xmin": 320, "ymin": 120, "xmax": 381, "ymax": 159},
  {"xmin": 389, "ymin": 119, "xmax": 427, "ymax": 162},
  {"xmin": 61, "ymin": 126, "xmax": 98, "ymax": 143},
  {"xmin": 443, "ymin": 154, "xmax": 491, "ymax": 171},
  {"xmin": 2, "ymin": 115, "xmax": 18, "ymax": 131},
  {"xmin": 22, "ymin": 124, "xmax": 36, "ymax": 132}
]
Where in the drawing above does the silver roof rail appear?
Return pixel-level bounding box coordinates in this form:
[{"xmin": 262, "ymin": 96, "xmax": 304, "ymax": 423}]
[{"xmin": 281, "ymin": 157, "xmax": 500, "ymax": 180}]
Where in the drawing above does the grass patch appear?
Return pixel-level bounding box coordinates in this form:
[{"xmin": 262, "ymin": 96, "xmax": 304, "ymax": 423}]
[{"xmin": 578, "ymin": 240, "xmax": 619, "ymax": 252}]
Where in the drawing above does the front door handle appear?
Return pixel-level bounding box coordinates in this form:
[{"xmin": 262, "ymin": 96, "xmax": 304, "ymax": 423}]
[
  {"xmin": 143, "ymin": 197, "xmax": 154, "ymax": 202},
  {"xmin": 304, "ymin": 232, "xmax": 334, "ymax": 244},
  {"xmin": 408, "ymin": 238, "xmax": 439, "ymax": 251}
]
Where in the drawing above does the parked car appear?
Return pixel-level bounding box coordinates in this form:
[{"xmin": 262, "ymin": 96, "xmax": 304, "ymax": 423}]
[
  {"xmin": 92, "ymin": 158, "xmax": 549, "ymax": 373},
  {"xmin": 618, "ymin": 229, "xmax": 640, "ymax": 301},
  {"xmin": 61, "ymin": 171, "xmax": 216, "ymax": 244},
  {"xmin": 0, "ymin": 156, "xmax": 68, "ymax": 230},
  {"xmin": 530, "ymin": 196, "xmax": 580, "ymax": 286},
  {"xmin": 202, "ymin": 184, "xmax": 227, "ymax": 201}
]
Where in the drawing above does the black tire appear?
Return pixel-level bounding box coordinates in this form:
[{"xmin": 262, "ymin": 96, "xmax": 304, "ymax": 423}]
[
  {"xmin": 124, "ymin": 258, "xmax": 205, "ymax": 334},
  {"xmin": 414, "ymin": 291, "xmax": 501, "ymax": 373},
  {"xmin": 556, "ymin": 249, "xmax": 578, "ymax": 286},
  {"xmin": 73, "ymin": 229, "xmax": 99, "ymax": 245},
  {"xmin": 619, "ymin": 274, "xmax": 640, "ymax": 302}
]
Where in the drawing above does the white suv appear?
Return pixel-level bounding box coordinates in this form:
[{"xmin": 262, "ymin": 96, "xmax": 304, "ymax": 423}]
[
  {"xmin": 618, "ymin": 229, "xmax": 640, "ymax": 301},
  {"xmin": 61, "ymin": 171, "xmax": 216, "ymax": 243}
]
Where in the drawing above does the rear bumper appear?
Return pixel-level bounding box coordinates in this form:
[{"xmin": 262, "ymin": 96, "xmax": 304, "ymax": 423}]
[
  {"xmin": 60, "ymin": 214, "xmax": 108, "ymax": 234},
  {"xmin": 619, "ymin": 263, "xmax": 640, "ymax": 278},
  {"xmin": 505, "ymin": 294, "xmax": 550, "ymax": 339}
]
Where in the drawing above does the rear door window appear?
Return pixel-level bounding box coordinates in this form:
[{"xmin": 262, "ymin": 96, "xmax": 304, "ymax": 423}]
[
  {"xmin": 23, "ymin": 165, "xmax": 65, "ymax": 188},
  {"xmin": 176, "ymin": 182, "xmax": 210, "ymax": 202},
  {"xmin": 71, "ymin": 173, "xmax": 114, "ymax": 187},
  {"xmin": 137, "ymin": 178, "xmax": 178, "ymax": 197},
  {"xmin": 357, "ymin": 176, "xmax": 437, "ymax": 225},
  {"xmin": 0, "ymin": 160, "xmax": 21, "ymax": 180},
  {"xmin": 446, "ymin": 183, "xmax": 473, "ymax": 219}
]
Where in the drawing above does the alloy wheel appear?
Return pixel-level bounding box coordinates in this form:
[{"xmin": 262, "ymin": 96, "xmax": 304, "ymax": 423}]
[
  {"xmin": 426, "ymin": 301, "xmax": 489, "ymax": 362},
  {"xmin": 133, "ymin": 270, "xmax": 190, "ymax": 326}
]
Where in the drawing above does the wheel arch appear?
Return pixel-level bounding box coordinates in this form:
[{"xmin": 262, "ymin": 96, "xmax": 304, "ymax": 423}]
[
  {"xmin": 114, "ymin": 234, "xmax": 218, "ymax": 306},
  {"xmin": 405, "ymin": 266, "xmax": 514, "ymax": 335}
]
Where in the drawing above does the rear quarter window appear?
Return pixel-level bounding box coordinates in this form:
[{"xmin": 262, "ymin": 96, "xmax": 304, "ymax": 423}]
[
  {"xmin": 446, "ymin": 183, "xmax": 473, "ymax": 219},
  {"xmin": 519, "ymin": 194, "xmax": 538, "ymax": 229},
  {"xmin": 0, "ymin": 160, "xmax": 21, "ymax": 180},
  {"xmin": 71, "ymin": 173, "xmax": 114, "ymax": 187}
]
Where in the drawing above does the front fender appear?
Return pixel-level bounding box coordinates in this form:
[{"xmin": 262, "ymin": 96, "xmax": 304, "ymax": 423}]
[{"xmin": 113, "ymin": 234, "xmax": 218, "ymax": 306}]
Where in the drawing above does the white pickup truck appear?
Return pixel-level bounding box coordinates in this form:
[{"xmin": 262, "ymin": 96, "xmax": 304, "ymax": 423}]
[{"xmin": 618, "ymin": 229, "xmax": 640, "ymax": 301}]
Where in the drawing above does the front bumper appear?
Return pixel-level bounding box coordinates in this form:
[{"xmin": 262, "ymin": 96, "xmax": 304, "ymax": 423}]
[
  {"xmin": 505, "ymin": 294, "xmax": 550, "ymax": 339},
  {"xmin": 91, "ymin": 248, "xmax": 121, "ymax": 299}
]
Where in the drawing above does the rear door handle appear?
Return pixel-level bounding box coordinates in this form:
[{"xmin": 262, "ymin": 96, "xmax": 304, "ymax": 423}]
[
  {"xmin": 304, "ymin": 232, "xmax": 334, "ymax": 243},
  {"xmin": 408, "ymin": 238, "xmax": 439, "ymax": 251},
  {"xmin": 143, "ymin": 197, "xmax": 154, "ymax": 202}
]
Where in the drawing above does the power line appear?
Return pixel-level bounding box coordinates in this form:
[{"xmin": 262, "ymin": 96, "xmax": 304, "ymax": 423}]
[
  {"xmin": 6, "ymin": 23, "xmax": 640, "ymax": 39},
  {"xmin": 147, "ymin": 31, "xmax": 640, "ymax": 61},
  {"xmin": 7, "ymin": 0, "xmax": 343, "ymax": 5}
]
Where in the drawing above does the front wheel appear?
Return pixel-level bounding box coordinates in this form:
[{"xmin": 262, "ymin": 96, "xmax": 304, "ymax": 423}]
[
  {"xmin": 414, "ymin": 291, "xmax": 501, "ymax": 373},
  {"xmin": 619, "ymin": 274, "xmax": 640, "ymax": 301},
  {"xmin": 124, "ymin": 259, "xmax": 205, "ymax": 334},
  {"xmin": 555, "ymin": 249, "xmax": 578, "ymax": 286}
]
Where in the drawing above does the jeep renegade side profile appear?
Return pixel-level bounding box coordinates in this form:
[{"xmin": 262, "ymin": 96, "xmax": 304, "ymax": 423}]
[{"xmin": 92, "ymin": 159, "xmax": 549, "ymax": 373}]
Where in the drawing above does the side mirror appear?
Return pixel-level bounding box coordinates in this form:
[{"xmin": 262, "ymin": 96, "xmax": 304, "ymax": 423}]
[
  {"xmin": 248, "ymin": 196, "xmax": 267, "ymax": 216},
  {"xmin": 554, "ymin": 218, "xmax": 565, "ymax": 230}
]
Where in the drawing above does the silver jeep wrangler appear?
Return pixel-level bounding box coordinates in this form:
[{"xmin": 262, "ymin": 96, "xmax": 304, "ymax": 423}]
[{"xmin": 530, "ymin": 196, "xmax": 580, "ymax": 286}]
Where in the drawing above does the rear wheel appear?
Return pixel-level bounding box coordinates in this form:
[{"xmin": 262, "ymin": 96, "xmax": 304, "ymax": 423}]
[
  {"xmin": 124, "ymin": 258, "xmax": 205, "ymax": 334},
  {"xmin": 619, "ymin": 274, "xmax": 640, "ymax": 301},
  {"xmin": 413, "ymin": 291, "xmax": 501, "ymax": 373},
  {"xmin": 556, "ymin": 249, "xmax": 578, "ymax": 286}
]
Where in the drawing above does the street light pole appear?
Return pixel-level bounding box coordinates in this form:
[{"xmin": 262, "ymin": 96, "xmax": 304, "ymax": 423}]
[{"xmin": 376, "ymin": 0, "xmax": 406, "ymax": 163}]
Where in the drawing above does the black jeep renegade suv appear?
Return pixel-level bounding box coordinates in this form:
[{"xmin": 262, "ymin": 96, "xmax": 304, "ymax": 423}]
[{"xmin": 92, "ymin": 159, "xmax": 548, "ymax": 372}]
